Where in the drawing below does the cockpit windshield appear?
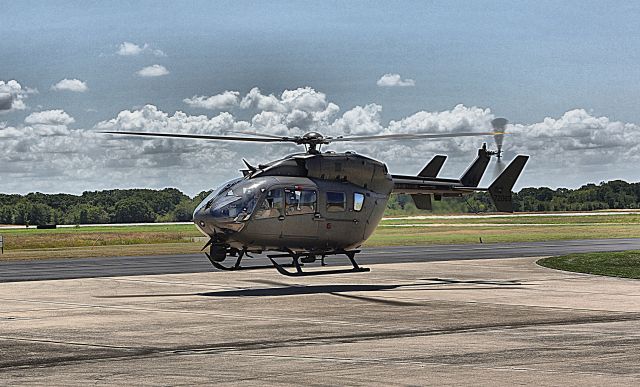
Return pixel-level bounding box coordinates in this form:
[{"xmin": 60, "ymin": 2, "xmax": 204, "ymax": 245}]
[
  {"xmin": 194, "ymin": 178, "xmax": 242, "ymax": 215},
  {"xmin": 196, "ymin": 178, "xmax": 263, "ymax": 222}
]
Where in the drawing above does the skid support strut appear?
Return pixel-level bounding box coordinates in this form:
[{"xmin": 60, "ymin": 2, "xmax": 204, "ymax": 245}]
[
  {"xmin": 205, "ymin": 248, "xmax": 294, "ymax": 272},
  {"xmin": 268, "ymin": 249, "xmax": 369, "ymax": 277}
]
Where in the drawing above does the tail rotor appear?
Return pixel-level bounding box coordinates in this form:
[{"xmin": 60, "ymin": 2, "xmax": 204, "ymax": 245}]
[
  {"xmin": 489, "ymin": 118, "xmax": 508, "ymax": 178},
  {"xmin": 491, "ymin": 118, "xmax": 508, "ymax": 159}
]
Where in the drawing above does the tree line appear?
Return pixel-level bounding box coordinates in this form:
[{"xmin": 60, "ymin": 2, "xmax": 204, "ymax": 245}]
[
  {"xmin": 387, "ymin": 179, "xmax": 640, "ymax": 215},
  {"xmin": 0, "ymin": 180, "xmax": 638, "ymax": 225},
  {"xmin": 0, "ymin": 188, "xmax": 211, "ymax": 226}
]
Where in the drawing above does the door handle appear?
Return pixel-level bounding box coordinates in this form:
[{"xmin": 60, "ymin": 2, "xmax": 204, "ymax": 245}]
[{"xmin": 278, "ymin": 215, "xmax": 285, "ymax": 221}]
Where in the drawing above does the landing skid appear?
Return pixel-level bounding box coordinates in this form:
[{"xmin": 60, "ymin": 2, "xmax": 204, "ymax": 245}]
[
  {"xmin": 268, "ymin": 249, "xmax": 369, "ymax": 277},
  {"xmin": 205, "ymin": 251, "xmax": 294, "ymax": 272},
  {"xmin": 204, "ymin": 247, "xmax": 369, "ymax": 276}
]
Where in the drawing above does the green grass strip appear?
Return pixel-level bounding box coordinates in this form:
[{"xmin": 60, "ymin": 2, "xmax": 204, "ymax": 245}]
[{"xmin": 538, "ymin": 251, "xmax": 640, "ymax": 279}]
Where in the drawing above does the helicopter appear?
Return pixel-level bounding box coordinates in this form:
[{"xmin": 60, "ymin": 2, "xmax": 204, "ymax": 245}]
[{"xmin": 103, "ymin": 118, "xmax": 528, "ymax": 277}]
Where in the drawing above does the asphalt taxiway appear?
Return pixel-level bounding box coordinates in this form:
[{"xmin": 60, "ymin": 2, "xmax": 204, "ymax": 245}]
[
  {"xmin": 2, "ymin": 239, "xmax": 640, "ymax": 385},
  {"xmin": 2, "ymin": 238, "xmax": 640, "ymax": 282}
]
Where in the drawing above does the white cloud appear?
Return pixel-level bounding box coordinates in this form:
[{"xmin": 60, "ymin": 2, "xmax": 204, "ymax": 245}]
[
  {"xmin": 117, "ymin": 42, "xmax": 147, "ymax": 56},
  {"xmin": 88, "ymin": 104, "xmax": 640, "ymax": 192},
  {"xmin": 136, "ymin": 64, "xmax": 169, "ymax": 77},
  {"xmin": 183, "ymin": 91, "xmax": 240, "ymax": 110},
  {"xmin": 25, "ymin": 110, "xmax": 75, "ymax": 126},
  {"xmin": 240, "ymin": 87, "xmax": 339, "ymax": 134},
  {"xmin": 95, "ymin": 104, "xmax": 247, "ymax": 134},
  {"xmin": 51, "ymin": 79, "xmax": 88, "ymax": 92},
  {"xmin": 388, "ymin": 104, "xmax": 492, "ymax": 134},
  {"xmin": 4, "ymin": 84, "xmax": 640, "ymax": 194},
  {"xmin": 330, "ymin": 104, "xmax": 384, "ymax": 135},
  {"xmin": 117, "ymin": 42, "xmax": 166, "ymax": 57},
  {"xmin": 240, "ymin": 87, "xmax": 286, "ymax": 112},
  {"xmin": 0, "ymin": 93, "xmax": 13, "ymax": 111},
  {"xmin": 376, "ymin": 73, "xmax": 416, "ymax": 87},
  {"xmin": 0, "ymin": 80, "xmax": 37, "ymax": 112}
]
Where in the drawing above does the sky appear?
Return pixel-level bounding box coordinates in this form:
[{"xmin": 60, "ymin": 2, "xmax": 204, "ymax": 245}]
[{"xmin": 2, "ymin": 1, "xmax": 640, "ymax": 196}]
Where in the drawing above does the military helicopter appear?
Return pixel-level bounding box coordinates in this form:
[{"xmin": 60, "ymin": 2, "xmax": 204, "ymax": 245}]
[{"xmin": 103, "ymin": 118, "xmax": 528, "ymax": 276}]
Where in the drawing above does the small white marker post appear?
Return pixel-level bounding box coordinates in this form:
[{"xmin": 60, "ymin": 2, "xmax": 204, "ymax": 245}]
[{"xmin": 0, "ymin": 235, "xmax": 3, "ymax": 254}]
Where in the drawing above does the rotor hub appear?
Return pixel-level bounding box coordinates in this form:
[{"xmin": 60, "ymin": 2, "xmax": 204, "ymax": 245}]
[
  {"xmin": 297, "ymin": 132, "xmax": 330, "ymax": 153},
  {"xmin": 299, "ymin": 132, "xmax": 328, "ymax": 144}
]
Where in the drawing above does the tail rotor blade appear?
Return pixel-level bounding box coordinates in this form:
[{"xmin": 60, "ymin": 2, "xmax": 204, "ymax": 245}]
[{"xmin": 491, "ymin": 118, "xmax": 508, "ymax": 158}]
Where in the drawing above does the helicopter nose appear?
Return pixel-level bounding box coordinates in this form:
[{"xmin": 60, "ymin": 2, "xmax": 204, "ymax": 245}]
[
  {"xmin": 194, "ymin": 207, "xmax": 204, "ymax": 223},
  {"xmin": 193, "ymin": 207, "xmax": 210, "ymax": 232},
  {"xmin": 193, "ymin": 204, "xmax": 244, "ymax": 234}
]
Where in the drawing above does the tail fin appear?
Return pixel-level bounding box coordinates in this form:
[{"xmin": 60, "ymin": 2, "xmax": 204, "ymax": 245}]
[
  {"xmin": 418, "ymin": 155, "xmax": 447, "ymax": 178},
  {"xmin": 488, "ymin": 155, "xmax": 529, "ymax": 212},
  {"xmin": 460, "ymin": 146, "xmax": 491, "ymax": 187}
]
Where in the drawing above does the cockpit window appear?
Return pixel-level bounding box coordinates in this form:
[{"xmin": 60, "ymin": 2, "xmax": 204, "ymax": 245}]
[
  {"xmin": 201, "ymin": 178, "xmax": 243, "ymax": 210},
  {"xmin": 199, "ymin": 178, "xmax": 262, "ymax": 222},
  {"xmin": 285, "ymin": 188, "xmax": 317, "ymax": 216},
  {"xmin": 254, "ymin": 188, "xmax": 284, "ymax": 219},
  {"xmin": 326, "ymin": 192, "xmax": 346, "ymax": 212},
  {"xmin": 353, "ymin": 192, "xmax": 365, "ymax": 211}
]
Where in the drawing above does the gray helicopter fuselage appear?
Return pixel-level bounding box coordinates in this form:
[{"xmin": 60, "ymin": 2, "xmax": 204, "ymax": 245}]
[
  {"xmin": 193, "ymin": 152, "xmax": 394, "ymax": 253},
  {"xmin": 103, "ymin": 123, "xmax": 527, "ymax": 275}
]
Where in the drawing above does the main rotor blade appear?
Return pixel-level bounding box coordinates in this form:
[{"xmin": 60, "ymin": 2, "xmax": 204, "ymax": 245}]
[
  {"xmin": 229, "ymin": 130, "xmax": 290, "ymax": 139},
  {"xmin": 100, "ymin": 131, "xmax": 292, "ymax": 143},
  {"xmin": 331, "ymin": 131, "xmax": 502, "ymax": 142}
]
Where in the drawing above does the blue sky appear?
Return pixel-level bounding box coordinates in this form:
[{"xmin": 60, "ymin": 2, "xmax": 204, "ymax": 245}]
[{"xmin": 2, "ymin": 1, "xmax": 640, "ymax": 195}]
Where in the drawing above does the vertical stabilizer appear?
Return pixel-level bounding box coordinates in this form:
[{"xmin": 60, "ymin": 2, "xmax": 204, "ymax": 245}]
[
  {"xmin": 488, "ymin": 155, "xmax": 529, "ymax": 212},
  {"xmin": 418, "ymin": 155, "xmax": 447, "ymax": 178},
  {"xmin": 460, "ymin": 146, "xmax": 491, "ymax": 187}
]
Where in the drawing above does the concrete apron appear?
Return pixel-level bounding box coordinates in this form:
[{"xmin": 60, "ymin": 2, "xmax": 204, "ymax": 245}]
[{"xmin": 1, "ymin": 256, "xmax": 639, "ymax": 386}]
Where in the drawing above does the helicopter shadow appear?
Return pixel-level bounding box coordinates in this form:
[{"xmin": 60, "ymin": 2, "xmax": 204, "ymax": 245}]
[{"xmin": 96, "ymin": 278, "xmax": 528, "ymax": 307}]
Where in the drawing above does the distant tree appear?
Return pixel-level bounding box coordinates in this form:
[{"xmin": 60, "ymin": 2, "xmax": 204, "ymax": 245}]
[
  {"xmin": 29, "ymin": 203, "xmax": 54, "ymax": 225},
  {"xmin": 113, "ymin": 198, "xmax": 156, "ymax": 223},
  {"xmin": 0, "ymin": 205, "xmax": 14, "ymax": 224},
  {"xmin": 12, "ymin": 202, "xmax": 53, "ymax": 225},
  {"xmin": 1, "ymin": 180, "xmax": 640, "ymax": 225},
  {"xmin": 66, "ymin": 204, "xmax": 110, "ymax": 224},
  {"xmin": 13, "ymin": 202, "xmax": 32, "ymax": 225},
  {"xmin": 170, "ymin": 198, "xmax": 197, "ymax": 222},
  {"xmin": 0, "ymin": 194, "xmax": 22, "ymax": 207}
]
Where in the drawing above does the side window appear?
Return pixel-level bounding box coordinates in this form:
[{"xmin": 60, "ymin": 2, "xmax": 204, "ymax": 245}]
[
  {"xmin": 326, "ymin": 192, "xmax": 346, "ymax": 212},
  {"xmin": 285, "ymin": 188, "xmax": 317, "ymax": 215},
  {"xmin": 354, "ymin": 192, "xmax": 365, "ymax": 212},
  {"xmin": 254, "ymin": 189, "xmax": 284, "ymax": 219}
]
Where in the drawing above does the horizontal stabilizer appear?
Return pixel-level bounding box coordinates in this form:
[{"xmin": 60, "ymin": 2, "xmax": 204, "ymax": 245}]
[
  {"xmin": 488, "ymin": 155, "xmax": 529, "ymax": 212},
  {"xmin": 418, "ymin": 155, "xmax": 447, "ymax": 178},
  {"xmin": 460, "ymin": 147, "xmax": 491, "ymax": 187},
  {"xmin": 411, "ymin": 194, "xmax": 432, "ymax": 210}
]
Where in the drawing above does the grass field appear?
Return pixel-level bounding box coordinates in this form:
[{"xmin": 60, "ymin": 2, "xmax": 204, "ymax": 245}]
[
  {"xmin": 1, "ymin": 212, "xmax": 639, "ymax": 261},
  {"xmin": 538, "ymin": 251, "xmax": 640, "ymax": 279}
]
